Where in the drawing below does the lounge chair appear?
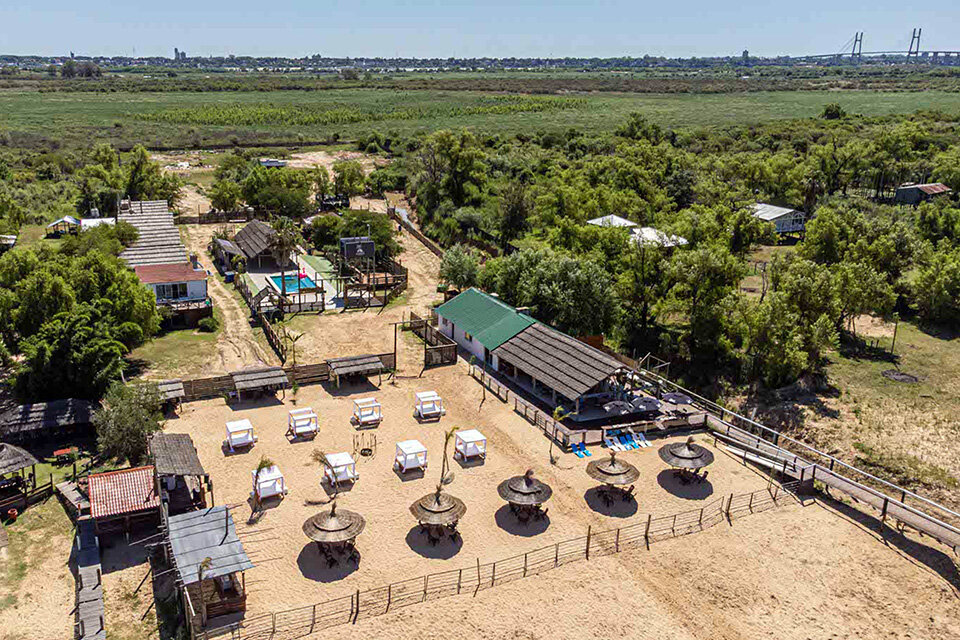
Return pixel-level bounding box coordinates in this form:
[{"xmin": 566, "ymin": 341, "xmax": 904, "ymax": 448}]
[
  {"xmin": 573, "ymin": 444, "xmax": 585, "ymax": 458},
  {"xmin": 637, "ymin": 433, "xmax": 651, "ymax": 448},
  {"xmin": 618, "ymin": 434, "xmax": 636, "ymax": 450},
  {"xmin": 580, "ymin": 443, "xmax": 592, "ymax": 457},
  {"xmin": 604, "ymin": 437, "xmax": 624, "ymax": 452}
]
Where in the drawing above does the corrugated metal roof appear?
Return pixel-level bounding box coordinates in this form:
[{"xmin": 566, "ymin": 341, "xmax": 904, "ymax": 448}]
[
  {"xmin": 917, "ymin": 183, "xmax": 952, "ymax": 195},
  {"xmin": 435, "ymin": 288, "xmax": 535, "ymax": 350},
  {"xmin": 752, "ymin": 203, "xmax": 799, "ymax": 221},
  {"xmin": 167, "ymin": 506, "xmax": 254, "ymax": 584},
  {"xmin": 88, "ymin": 466, "xmax": 159, "ymax": 519},
  {"xmin": 632, "ymin": 226, "xmax": 688, "ymax": 248},
  {"xmin": 586, "ymin": 215, "xmax": 637, "ymax": 228}
]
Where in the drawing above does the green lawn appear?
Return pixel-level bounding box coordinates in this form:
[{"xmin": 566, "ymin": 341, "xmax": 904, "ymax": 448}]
[
  {"xmin": 5, "ymin": 89, "xmax": 960, "ymax": 149},
  {"xmin": 126, "ymin": 308, "xmax": 223, "ymax": 379}
]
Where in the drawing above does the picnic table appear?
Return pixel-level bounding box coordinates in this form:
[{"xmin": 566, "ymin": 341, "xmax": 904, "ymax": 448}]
[{"xmin": 53, "ymin": 447, "xmax": 78, "ymax": 464}]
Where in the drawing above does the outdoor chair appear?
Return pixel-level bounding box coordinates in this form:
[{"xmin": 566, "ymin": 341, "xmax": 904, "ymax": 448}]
[{"xmin": 698, "ymin": 470, "xmax": 709, "ymax": 484}]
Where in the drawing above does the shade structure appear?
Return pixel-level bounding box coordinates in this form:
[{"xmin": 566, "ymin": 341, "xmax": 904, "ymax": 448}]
[
  {"xmin": 302, "ymin": 502, "xmax": 366, "ymax": 544},
  {"xmin": 497, "ymin": 470, "xmax": 553, "ymax": 506},
  {"xmin": 662, "ymin": 392, "xmax": 693, "ymax": 405},
  {"xmin": 658, "ymin": 437, "xmax": 715, "ymax": 470},
  {"xmin": 586, "ymin": 451, "xmax": 640, "ymax": 486},
  {"xmin": 410, "ymin": 489, "xmax": 467, "ymax": 526},
  {"xmin": 631, "ymin": 396, "xmax": 661, "ymax": 412},
  {"xmin": 603, "ymin": 400, "xmax": 634, "ymax": 415}
]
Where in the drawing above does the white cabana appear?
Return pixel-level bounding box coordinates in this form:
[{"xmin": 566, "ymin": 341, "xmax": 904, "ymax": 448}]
[
  {"xmin": 454, "ymin": 429, "xmax": 487, "ymax": 461},
  {"xmin": 394, "ymin": 440, "xmax": 428, "ymax": 473},
  {"xmin": 287, "ymin": 407, "xmax": 319, "ymax": 439},
  {"xmin": 324, "ymin": 452, "xmax": 359, "ymax": 485},
  {"xmin": 251, "ymin": 465, "xmax": 287, "ymax": 500},
  {"xmin": 353, "ymin": 397, "xmax": 382, "ymax": 427},
  {"xmin": 225, "ymin": 419, "xmax": 257, "ymax": 452},
  {"xmin": 414, "ymin": 391, "xmax": 445, "ymax": 420}
]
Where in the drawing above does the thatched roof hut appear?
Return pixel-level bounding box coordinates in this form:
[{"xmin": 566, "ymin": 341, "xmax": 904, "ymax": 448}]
[{"xmin": 0, "ymin": 443, "xmax": 38, "ymax": 476}]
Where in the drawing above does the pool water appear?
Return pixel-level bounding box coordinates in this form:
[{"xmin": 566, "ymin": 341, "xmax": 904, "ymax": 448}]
[{"xmin": 271, "ymin": 274, "xmax": 318, "ymax": 291}]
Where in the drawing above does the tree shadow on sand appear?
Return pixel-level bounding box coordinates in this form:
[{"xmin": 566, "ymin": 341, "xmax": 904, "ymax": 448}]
[{"xmin": 297, "ymin": 544, "xmax": 359, "ymax": 582}]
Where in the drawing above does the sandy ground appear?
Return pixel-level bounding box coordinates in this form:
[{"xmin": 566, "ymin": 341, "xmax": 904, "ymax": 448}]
[
  {"xmin": 0, "ymin": 501, "xmax": 75, "ymax": 640},
  {"xmin": 286, "ymin": 150, "xmax": 389, "ymax": 173},
  {"xmin": 177, "ymin": 184, "xmax": 212, "ymax": 216},
  {"xmin": 179, "ymin": 224, "xmax": 278, "ymax": 373},
  {"xmin": 166, "ymin": 360, "xmax": 783, "ymax": 622}
]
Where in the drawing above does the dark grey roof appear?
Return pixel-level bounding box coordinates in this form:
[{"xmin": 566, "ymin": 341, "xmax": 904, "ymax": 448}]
[
  {"xmin": 157, "ymin": 380, "xmax": 185, "ymax": 401},
  {"xmin": 233, "ymin": 220, "xmax": 276, "ymax": 260},
  {"xmin": 326, "ymin": 354, "xmax": 384, "ymax": 377},
  {"xmin": 149, "ymin": 433, "xmax": 205, "ymax": 477},
  {"xmin": 0, "ymin": 443, "xmax": 38, "ymax": 476},
  {"xmin": 119, "ymin": 200, "xmax": 189, "ymax": 267},
  {"xmin": 230, "ymin": 366, "xmax": 288, "ymax": 391},
  {"xmin": 167, "ymin": 506, "xmax": 254, "ymax": 584},
  {"xmin": 214, "ymin": 238, "xmax": 242, "ymax": 256},
  {"xmin": 494, "ymin": 323, "xmax": 625, "ymax": 401},
  {"xmin": 1, "ymin": 399, "xmax": 96, "ymax": 437}
]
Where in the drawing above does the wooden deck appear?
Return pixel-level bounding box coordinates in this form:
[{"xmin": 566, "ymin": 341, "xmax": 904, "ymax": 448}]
[
  {"xmin": 74, "ymin": 516, "xmax": 105, "ymax": 640},
  {"xmin": 57, "ymin": 481, "xmax": 90, "ymax": 520}
]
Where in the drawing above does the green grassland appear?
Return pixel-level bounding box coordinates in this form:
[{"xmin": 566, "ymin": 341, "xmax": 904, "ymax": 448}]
[{"xmin": 4, "ymin": 88, "xmax": 960, "ymax": 149}]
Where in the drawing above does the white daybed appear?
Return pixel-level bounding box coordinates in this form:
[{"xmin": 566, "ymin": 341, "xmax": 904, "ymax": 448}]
[
  {"xmin": 454, "ymin": 429, "xmax": 487, "ymax": 461},
  {"xmin": 225, "ymin": 419, "xmax": 257, "ymax": 452},
  {"xmin": 353, "ymin": 398, "xmax": 382, "ymax": 427},
  {"xmin": 414, "ymin": 391, "xmax": 445, "ymax": 420},
  {"xmin": 394, "ymin": 440, "xmax": 428, "ymax": 473},
  {"xmin": 251, "ymin": 465, "xmax": 288, "ymax": 500},
  {"xmin": 324, "ymin": 452, "xmax": 359, "ymax": 485},
  {"xmin": 287, "ymin": 407, "xmax": 319, "ymax": 439}
]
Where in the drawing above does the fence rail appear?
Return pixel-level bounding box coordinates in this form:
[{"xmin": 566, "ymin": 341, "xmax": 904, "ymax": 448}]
[{"xmin": 197, "ymin": 483, "xmax": 797, "ymax": 640}]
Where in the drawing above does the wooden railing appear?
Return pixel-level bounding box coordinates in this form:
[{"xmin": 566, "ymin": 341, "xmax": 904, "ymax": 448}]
[{"xmin": 196, "ymin": 481, "xmax": 798, "ymax": 640}]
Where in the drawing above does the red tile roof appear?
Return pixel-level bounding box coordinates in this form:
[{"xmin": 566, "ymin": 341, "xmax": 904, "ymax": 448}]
[
  {"xmin": 918, "ymin": 183, "xmax": 952, "ymax": 195},
  {"xmin": 134, "ymin": 262, "xmax": 207, "ymax": 285},
  {"xmin": 88, "ymin": 466, "xmax": 159, "ymax": 519}
]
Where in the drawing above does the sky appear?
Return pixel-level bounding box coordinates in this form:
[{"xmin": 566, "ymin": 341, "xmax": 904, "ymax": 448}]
[{"xmin": 1, "ymin": 1, "xmax": 958, "ymax": 59}]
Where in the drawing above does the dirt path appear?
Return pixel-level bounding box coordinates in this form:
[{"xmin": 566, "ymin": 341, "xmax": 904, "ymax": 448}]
[
  {"xmin": 180, "ymin": 224, "xmax": 277, "ymax": 372},
  {"xmin": 177, "ymin": 184, "xmax": 211, "ymax": 216}
]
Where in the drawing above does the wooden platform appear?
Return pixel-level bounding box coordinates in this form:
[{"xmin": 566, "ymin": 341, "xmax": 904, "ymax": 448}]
[
  {"xmin": 74, "ymin": 516, "xmax": 105, "ymax": 640},
  {"xmin": 57, "ymin": 480, "xmax": 90, "ymax": 520}
]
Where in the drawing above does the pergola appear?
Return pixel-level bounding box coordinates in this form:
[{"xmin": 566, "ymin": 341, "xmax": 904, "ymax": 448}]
[
  {"xmin": 149, "ymin": 433, "xmax": 209, "ymax": 514},
  {"xmin": 157, "ymin": 379, "xmax": 186, "ymax": 413},
  {"xmin": 326, "ymin": 354, "xmax": 385, "ymax": 388},
  {"xmin": 0, "ymin": 443, "xmax": 39, "ymax": 513},
  {"xmin": 230, "ymin": 366, "xmax": 289, "ymax": 402}
]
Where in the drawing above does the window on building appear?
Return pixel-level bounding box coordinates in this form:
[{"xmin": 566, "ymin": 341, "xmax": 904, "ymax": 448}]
[
  {"xmin": 441, "ymin": 317, "xmax": 449, "ymax": 326},
  {"xmin": 156, "ymin": 283, "xmax": 188, "ymax": 300}
]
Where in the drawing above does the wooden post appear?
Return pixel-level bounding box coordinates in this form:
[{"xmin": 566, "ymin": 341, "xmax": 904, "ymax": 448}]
[
  {"xmin": 475, "ymin": 558, "xmax": 481, "ymax": 595},
  {"xmin": 271, "ymin": 612, "xmax": 276, "ymax": 634},
  {"xmin": 671, "ymin": 513, "xmax": 677, "ymax": 535},
  {"xmin": 554, "ymin": 543, "xmax": 559, "ymax": 567},
  {"xmin": 423, "ymin": 575, "xmax": 428, "ymax": 601},
  {"xmin": 644, "ymin": 514, "xmax": 652, "ymax": 548},
  {"xmin": 353, "ymin": 589, "xmax": 360, "ymax": 623},
  {"xmin": 615, "ymin": 528, "xmax": 620, "ymax": 552},
  {"xmin": 523, "ymin": 553, "xmax": 528, "ymax": 577},
  {"xmin": 457, "ymin": 568, "xmax": 462, "ymax": 595},
  {"xmin": 748, "ymin": 491, "xmax": 754, "ymax": 512},
  {"xmin": 698, "ymin": 507, "xmax": 704, "ymax": 526},
  {"xmin": 880, "ymin": 498, "xmax": 889, "ymax": 531},
  {"xmin": 387, "ymin": 584, "xmax": 392, "ymax": 612},
  {"xmin": 311, "ymin": 604, "xmax": 317, "ymax": 631},
  {"xmin": 586, "ymin": 525, "xmax": 592, "ymax": 560}
]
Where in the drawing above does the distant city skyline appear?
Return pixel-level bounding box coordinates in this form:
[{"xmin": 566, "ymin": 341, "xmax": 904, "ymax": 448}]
[{"xmin": 1, "ymin": 2, "xmax": 958, "ymax": 59}]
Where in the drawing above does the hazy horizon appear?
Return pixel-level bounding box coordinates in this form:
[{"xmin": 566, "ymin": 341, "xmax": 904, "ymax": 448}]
[{"xmin": 1, "ymin": 1, "xmax": 958, "ymax": 60}]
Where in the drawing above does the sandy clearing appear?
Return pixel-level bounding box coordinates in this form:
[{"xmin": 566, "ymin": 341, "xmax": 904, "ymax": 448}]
[{"xmin": 285, "ymin": 150, "xmax": 389, "ymax": 173}]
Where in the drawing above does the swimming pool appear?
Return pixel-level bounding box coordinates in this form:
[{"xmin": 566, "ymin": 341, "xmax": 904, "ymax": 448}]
[{"xmin": 271, "ymin": 274, "xmax": 318, "ymax": 292}]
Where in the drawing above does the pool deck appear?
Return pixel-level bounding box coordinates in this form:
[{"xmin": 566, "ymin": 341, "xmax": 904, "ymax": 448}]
[{"xmin": 248, "ymin": 255, "xmax": 339, "ymax": 309}]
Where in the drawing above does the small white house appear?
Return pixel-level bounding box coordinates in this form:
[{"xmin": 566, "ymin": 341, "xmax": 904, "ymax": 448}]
[
  {"xmin": 751, "ymin": 203, "xmax": 806, "ymax": 234},
  {"xmin": 135, "ymin": 262, "xmax": 208, "ymax": 304},
  {"xmin": 435, "ymin": 288, "xmax": 535, "ymax": 369}
]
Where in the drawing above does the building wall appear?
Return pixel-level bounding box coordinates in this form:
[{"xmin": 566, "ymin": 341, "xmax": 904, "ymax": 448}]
[
  {"xmin": 436, "ymin": 313, "xmax": 498, "ymax": 368},
  {"xmin": 151, "ymin": 279, "xmax": 208, "ymax": 302}
]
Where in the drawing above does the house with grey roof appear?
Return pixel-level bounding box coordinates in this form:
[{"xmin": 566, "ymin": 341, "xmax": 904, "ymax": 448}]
[{"xmin": 751, "ymin": 203, "xmax": 806, "ymax": 234}]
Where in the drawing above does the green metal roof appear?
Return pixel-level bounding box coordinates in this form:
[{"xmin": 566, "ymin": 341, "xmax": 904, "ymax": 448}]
[{"xmin": 436, "ymin": 288, "xmax": 535, "ymax": 350}]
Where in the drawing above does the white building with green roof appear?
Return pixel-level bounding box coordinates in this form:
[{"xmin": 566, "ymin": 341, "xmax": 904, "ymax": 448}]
[{"xmin": 435, "ymin": 288, "xmax": 535, "ymax": 368}]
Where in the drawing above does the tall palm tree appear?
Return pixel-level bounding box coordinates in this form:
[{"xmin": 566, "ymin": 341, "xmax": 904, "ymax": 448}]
[
  {"xmin": 271, "ymin": 216, "xmax": 301, "ymax": 299},
  {"xmin": 437, "ymin": 427, "xmax": 457, "ymax": 494}
]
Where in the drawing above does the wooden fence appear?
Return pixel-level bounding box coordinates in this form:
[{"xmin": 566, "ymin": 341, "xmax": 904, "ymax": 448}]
[
  {"xmin": 405, "ymin": 312, "xmax": 457, "ymax": 367},
  {"xmin": 387, "ymin": 207, "xmax": 444, "ymax": 258},
  {"xmin": 0, "ymin": 474, "xmax": 55, "ymax": 515},
  {"xmin": 196, "ymin": 482, "xmax": 798, "ymax": 640}
]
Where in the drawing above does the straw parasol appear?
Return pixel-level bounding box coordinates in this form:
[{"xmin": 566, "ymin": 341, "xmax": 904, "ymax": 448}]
[
  {"xmin": 410, "ymin": 488, "xmax": 467, "ymax": 526},
  {"xmin": 497, "ymin": 470, "xmax": 553, "ymax": 506},
  {"xmin": 586, "ymin": 451, "xmax": 640, "ymax": 486},
  {"xmin": 302, "ymin": 502, "xmax": 366, "ymax": 544},
  {"xmin": 0, "ymin": 443, "xmax": 38, "ymax": 477},
  {"xmin": 658, "ymin": 437, "xmax": 715, "ymax": 470}
]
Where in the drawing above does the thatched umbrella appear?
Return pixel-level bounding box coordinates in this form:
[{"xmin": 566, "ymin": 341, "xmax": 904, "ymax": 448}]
[
  {"xmin": 497, "ymin": 470, "xmax": 553, "ymax": 507},
  {"xmin": 0, "ymin": 443, "xmax": 38, "ymax": 477},
  {"xmin": 658, "ymin": 437, "xmax": 715, "ymax": 470},
  {"xmin": 410, "ymin": 488, "xmax": 467, "ymax": 527},
  {"xmin": 302, "ymin": 501, "xmax": 366, "ymax": 545},
  {"xmin": 586, "ymin": 451, "xmax": 639, "ymax": 487}
]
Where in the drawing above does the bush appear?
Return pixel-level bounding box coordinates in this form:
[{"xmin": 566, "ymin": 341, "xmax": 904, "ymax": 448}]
[{"xmin": 198, "ymin": 316, "xmax": 220, "ymax": 333}]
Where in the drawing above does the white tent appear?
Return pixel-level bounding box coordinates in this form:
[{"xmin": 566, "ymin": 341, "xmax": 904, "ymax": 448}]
[
  {"xmin": 287, "ymin": 407, "xmax": 319, "ymax": 438},
  {"xmin": 324, "ymin": 452, "xmax": 359, "ymax": 485},
  {"xmin": 353, "ymin": 398, "xmax": 382, "ymax": 427},
  {"xmin": 225, "ymin": 419, "xmax": 257, "ymax": 452},
  {"xmin": 455, "ymin": 429, "xmax": 487, "ymax": 461},
  {"xmin": 414, "ymin": 391, "xmax": 445, "ymax": 420},
  {"xmin": 251, "ymin": 465, "xmax": 287, "ymax": 500},
  {"xmin": 395, "ymin": 440, "xmax": 428, "ymax": 473}
]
